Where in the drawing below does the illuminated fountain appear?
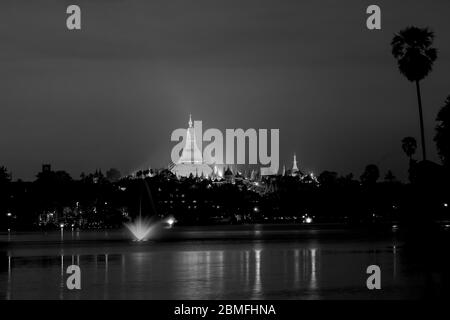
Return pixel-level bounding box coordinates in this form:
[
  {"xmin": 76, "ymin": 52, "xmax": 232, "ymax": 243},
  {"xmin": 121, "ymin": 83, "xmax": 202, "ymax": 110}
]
[
  {"xmin": 125, "ymin": 216, "xmax": 157, "ymax": 241},
  {"xmin": 124, "ymin": 180, "xmax": 176, "ymax": 241},
  {"xmin": 125, "ymin": 215, "xmax": 176, "ymax": 241}
]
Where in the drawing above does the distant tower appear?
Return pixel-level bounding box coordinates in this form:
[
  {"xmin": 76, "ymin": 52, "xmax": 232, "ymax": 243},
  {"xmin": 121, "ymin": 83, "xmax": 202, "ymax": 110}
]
[
  {"xmin": 178, "ymin": 114, "xmax": 203, "ymax": 164},
  {"xmin": 291, "ymin": 153, "xmax": 299, "ymax": 176},
  {"xmin": 250, "ymin": 169, "xmax": 256, "ymax": 181},
  {"xmin": 171, "ymin": 115, "xmax": 212, "ymax": 178},
  {"xmin": 224, "ymin": 166, "xmax": 234, "ymax": 183}
]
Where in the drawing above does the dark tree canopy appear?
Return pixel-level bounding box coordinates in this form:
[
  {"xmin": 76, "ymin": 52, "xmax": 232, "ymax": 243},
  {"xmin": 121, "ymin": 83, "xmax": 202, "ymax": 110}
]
[
  {"xmin": 318, "ymin": 171, "xmax": 338, "ymax": 187},
  {"xmin": 391, "ymin": 26, "xmax": 437, "ymax": 82},
  {"xmin": 106, "ymin": 168, "xmax": 122, "ymax": 182},
  {"xmin": 384, "ymin": 170, "xmax": 396, "ymax": 183},
  {"xmin": 401, "ymin": 136, "xmax": 417, "ymax": 159},
  {"xmin": 360, "ymin": 164, "xmax": 380, "ymax": 185},
  {"xmin": 435, "ymin": 95, "xmax": 450, "ymax": 167},
  {"xmin": 0, "ymin": 166, "xmax": 11, "ymax": 183}
]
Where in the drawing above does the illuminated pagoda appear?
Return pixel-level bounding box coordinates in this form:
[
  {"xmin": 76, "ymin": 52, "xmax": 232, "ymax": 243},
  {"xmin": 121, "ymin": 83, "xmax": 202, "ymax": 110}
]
[
  {"xmin": 286, "ymin": 153, "xmax": 301, "ymax": 177},
  {"xmin": 224, "ymin": 166, "xmax": 234, "ymax": 183},
  {"xmin": 292, "ymin": 153, "xmax": 299, "ymax": 176},
  {"xmin": 171, "ymin": 115, "xmax": 213, "ymax": 178}
]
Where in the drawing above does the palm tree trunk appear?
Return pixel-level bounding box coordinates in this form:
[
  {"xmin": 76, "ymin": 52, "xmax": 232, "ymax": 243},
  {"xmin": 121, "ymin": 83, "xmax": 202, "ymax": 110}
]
[{"xmin": 415, "ymin": 80, "xmax": 427, "ymax": 161}]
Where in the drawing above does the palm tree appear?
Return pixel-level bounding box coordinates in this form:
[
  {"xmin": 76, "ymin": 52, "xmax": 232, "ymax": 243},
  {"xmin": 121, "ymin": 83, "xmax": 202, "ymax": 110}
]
[
  {"xmin": 391, "ymin": 26, "xmax": 437, "ymax": 161},
  {"xmin": 401, "ymin": 136, "xmax": 417, "ymax": 160},
  {"xmin": 434, "ymin": 95, "xmax": 450, "ymax": 168}
]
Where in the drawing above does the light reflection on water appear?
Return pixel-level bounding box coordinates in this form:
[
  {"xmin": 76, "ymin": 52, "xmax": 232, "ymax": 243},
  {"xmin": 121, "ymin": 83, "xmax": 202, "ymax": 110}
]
[
  {"xmin": 0, "ymin": 227, "xmax": 446, "ymax": 299},
  {"xmin": 2, "ymin": 247, "xmax": 391, "ymax": 299}
]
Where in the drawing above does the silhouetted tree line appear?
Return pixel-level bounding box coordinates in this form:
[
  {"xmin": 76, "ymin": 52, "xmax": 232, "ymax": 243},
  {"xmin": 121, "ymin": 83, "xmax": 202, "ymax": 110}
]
[
  {"xmin": 1, "ymin": 25, "xmax": 450, "ymax": 231},
  {"xmin": 0, "ymin": 140, "xmax": 448, "ymax": 230},
  {"xmin": 1, "ymin": 84, "xmax": 450, "ymax": 230}
]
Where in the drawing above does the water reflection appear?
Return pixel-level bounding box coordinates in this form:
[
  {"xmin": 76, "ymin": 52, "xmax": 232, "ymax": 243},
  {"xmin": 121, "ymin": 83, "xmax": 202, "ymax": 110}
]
[
  {"xmin": 104, "ymin": 254, "xmax": 109, "ymax": 299},
  {"xmin": 294, "ymin": 249, "xmax": 300, "ymax": 286},
  {"xmin": 3, "ymin": 247, "xmax": 325, "ymax": 299},
  {"xmin": 59, "ymin": 254, "xmax": 64, "ymax": 300},
  {"xmin": 310, "ymin": 248, "xmax": 317, "ymax": 291},
  {"xmin": 217, "ymin": 250, "xmax": 224, "ymax": 295},
  {"xmin": 121, "ymin": 254, "xmax": 126, "ymax": 286},
  {"xmin": 393, "ymin": 245, "xmax": 397, "ymax": 279},
  {"xmin": 7, "ymin": 254, "xmax": 11, "ymax": 300},
  {"xmin": 245, "ymin": 250, "xmax": 250, "ymax": 289},
  {"xmin": 1, "ymin": 231, "xmax": 432, "ymax": 300},
  {"xmin": 252, "ymin": 249, "xmax": 262, "ymax": 299}
]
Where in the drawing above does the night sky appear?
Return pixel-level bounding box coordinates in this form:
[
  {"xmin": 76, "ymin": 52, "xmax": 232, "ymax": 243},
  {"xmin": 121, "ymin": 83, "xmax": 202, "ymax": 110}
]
[{"xmin": 1, "ymin": 0, "xmax": 449, "ymax": 181}]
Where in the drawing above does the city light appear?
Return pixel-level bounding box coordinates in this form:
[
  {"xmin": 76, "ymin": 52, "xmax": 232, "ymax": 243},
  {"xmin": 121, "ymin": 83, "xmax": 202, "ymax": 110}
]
[
  {"xmin": 302, "ymin": 213, "xmax": 313, "ymax": 224},
  {"xmin": 6, "ymin": 212, "xmax": 12, "ymax": 217}
]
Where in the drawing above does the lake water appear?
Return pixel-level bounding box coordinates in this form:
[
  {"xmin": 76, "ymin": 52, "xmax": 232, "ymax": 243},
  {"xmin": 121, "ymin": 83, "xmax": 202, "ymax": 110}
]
[{"xmin": 0, "ymin": 224, "xmax": 448, "ymax": 299}]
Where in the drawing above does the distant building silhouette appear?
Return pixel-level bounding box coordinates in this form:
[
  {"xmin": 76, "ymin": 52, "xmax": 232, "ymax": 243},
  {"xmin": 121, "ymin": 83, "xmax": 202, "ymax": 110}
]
[{"xmin": 42, "ymin": 164, "xmax": 52, "ymax": 173}]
